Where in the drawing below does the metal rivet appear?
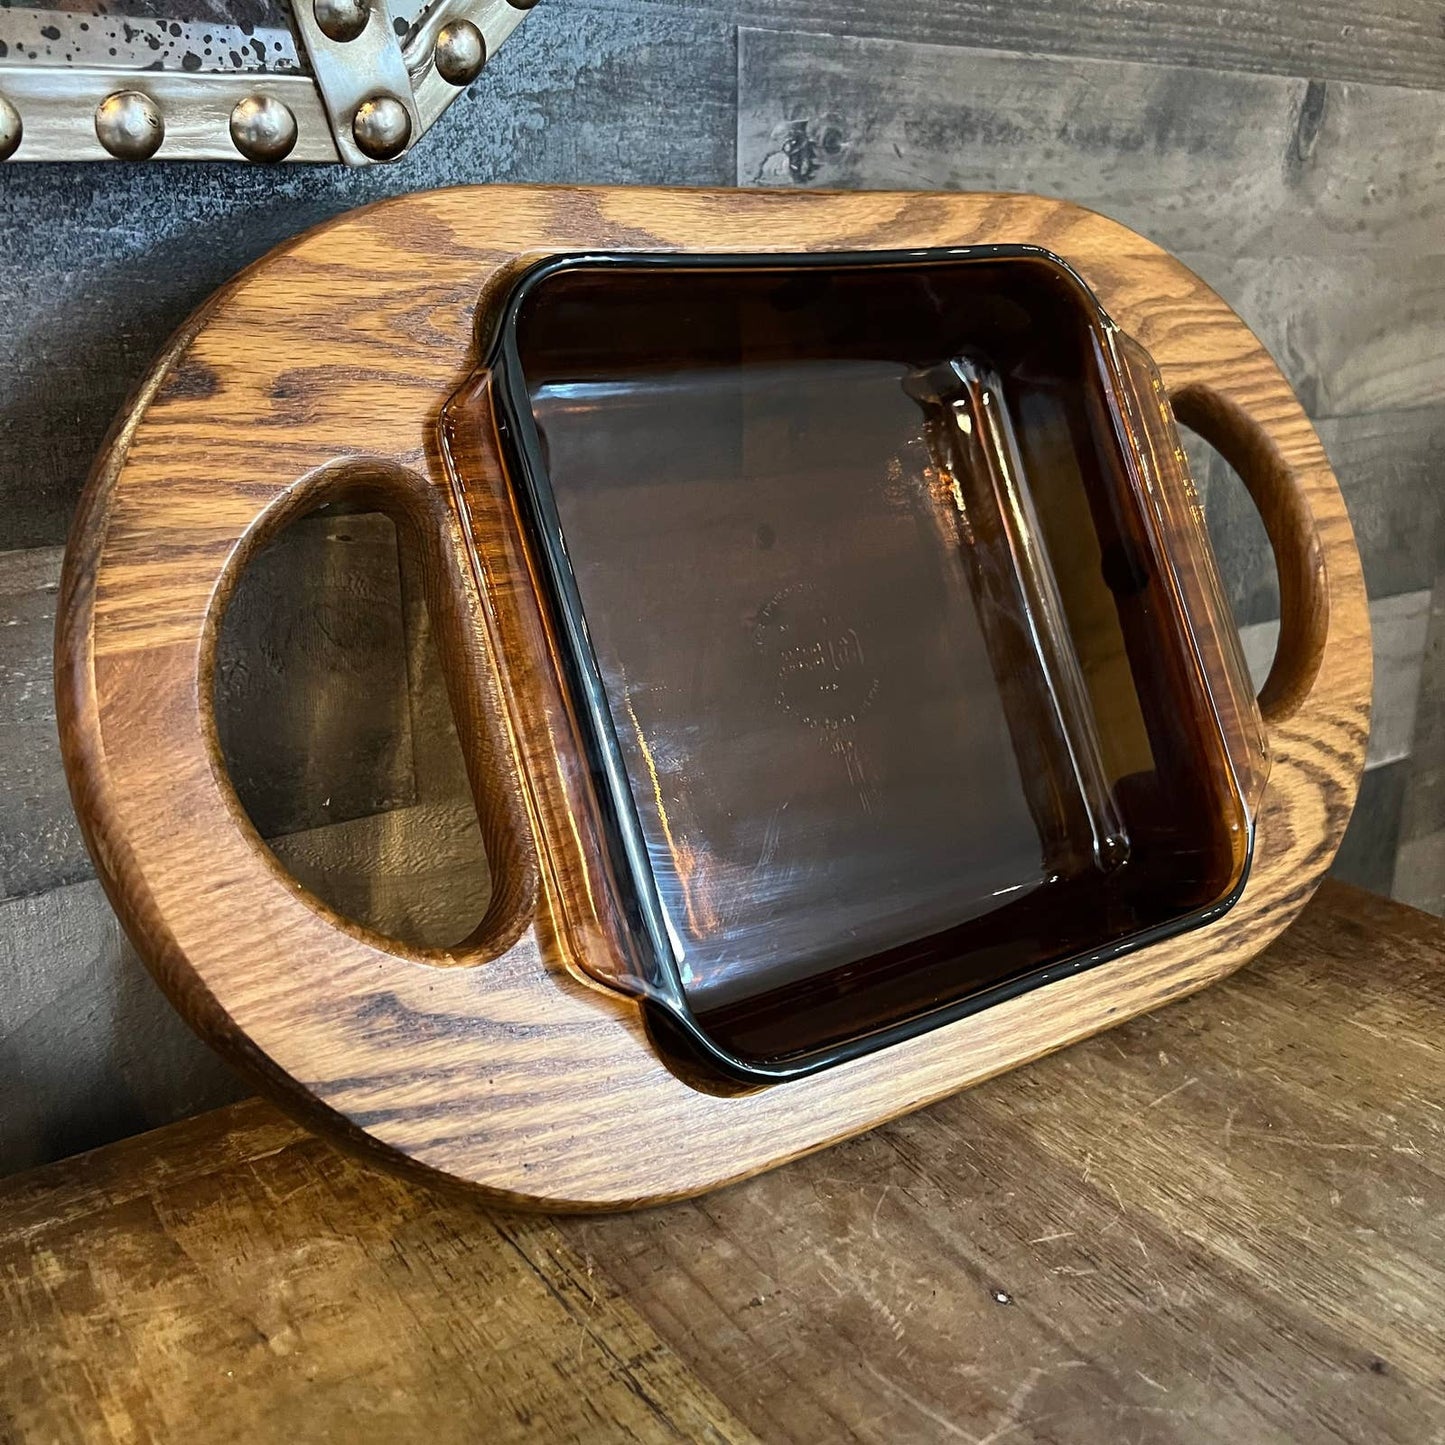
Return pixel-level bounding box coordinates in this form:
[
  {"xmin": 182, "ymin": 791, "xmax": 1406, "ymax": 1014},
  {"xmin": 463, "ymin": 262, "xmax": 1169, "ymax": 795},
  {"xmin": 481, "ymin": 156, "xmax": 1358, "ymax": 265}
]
[
  {"xmin": 434, "ymin": 20, "xmax": 486, "ymax": 86},
  {"xmin": 0, "ymin": 94, "xmax": 21, "ymax": 162},
  {"xmin": 313, "ymin": 0, "xmax": 370, "ymax": 43},
  {"xmin": 229, "ymin": 95, "xmax": 298, "ymax": 163},
  {"xmin": 507, "ymin": 0, "xmax": 542, "ymax": 8},
  {"xmin": 95, "ymin": 90, "xmax": 164, "ymax": 160},
  {"xmin": 351, "ymin": 94, "xmax": 411, "ymax": 161}
]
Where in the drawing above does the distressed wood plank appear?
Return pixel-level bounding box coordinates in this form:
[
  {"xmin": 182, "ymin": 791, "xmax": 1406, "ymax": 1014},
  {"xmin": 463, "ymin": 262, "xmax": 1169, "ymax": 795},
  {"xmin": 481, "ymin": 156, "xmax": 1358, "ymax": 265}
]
[
  {"xmin": 1315, "ymin": 408, "xmax": 1445, "ymax": 601},
  {"xmin": 268, "ymin": 802, "xmax": 489, "ymax": 952},
  {"xmin": 1399, "ymin": 573, "xmax": 1445, "ymax": 906},
  {"xmin": 1359, "ymin": 591, "xmax": 1431, "ymax": 767},
  {"xmin": 0, "ymin": 546, "xmax": 86, "ymax": 900},
  {"xmin": 1188, "ymin": 252, "xmax": 1445, "ymax": 416},
  {"xmin": 738, "ymin": 29, "xmax": 1445, "ymax": 257},
  {"xmin": 0, "ymin": 879, "xmax": 246, "ymax": 1178},
  {"xmin": 1395, "ymin": 826, "xmax": 1445, "ymax": 914},
  {"xmin": 1331, "ymin": 758, "xmax": 1409, "ymax": 894},
  {"xmin": 1, "ymin": 883, "xmax": 1440, "ymax": 1444},
  {"xmin": 216, "ymin": 511, "xmax": 418, "ymax": 840},
  {"xmin": 601, "ymin": 0, "xmax": 1445, "ymax": 90},
  {"xmin": 0, "ymin": 1103, "xmax": 761, "ymax": 1445}
]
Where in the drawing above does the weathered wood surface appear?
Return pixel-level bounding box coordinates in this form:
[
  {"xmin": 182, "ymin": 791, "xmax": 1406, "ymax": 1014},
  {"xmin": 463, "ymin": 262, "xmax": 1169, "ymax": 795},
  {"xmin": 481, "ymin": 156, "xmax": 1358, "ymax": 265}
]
[
  {"xmin": 1398, "ymin": 578, "xmax": 1445, "ymax": 913},
  {"xmin": 1, "ymin": 882, "xmax": 1440, "ymax": 1444},
  {"xmin": 215, "ymin": 512, "xmax": 418, "ymax": 840},
  {"xmin": 1188, "ymin": 253, "xmax": 1445, "ymax": 418},
  {"xmin": 0, "ymin": 1116, "xmax": 763, "ymax": 1445},
  {"xmin": 738, "ymin": 32, "xmax": 1445, "ymax": 257},
  {"xmin": 1313, "ymin": 407, "xmax": 1445, "ymax": 602},
  {"xmin": 0, "ymin": 879, "xmax": 245, "ymax": 1178},
  {"xmin": 54, "ymin": 184, "xmax": 1368, "ymax": 1206},
  {"xmin": 0, "ymin": 547, "xmax": 84, "ymax": 900},
  {"xmin": 1335, "ymin": 758, "xmax": 1411, "ymax": 896},
  {"xmin": 737, "ymin": 30, "xmax": 1445, "ymax": 426},
  {"xmin": 621, "ymin": 0, "xmax": 1445, "ymax": 88}
]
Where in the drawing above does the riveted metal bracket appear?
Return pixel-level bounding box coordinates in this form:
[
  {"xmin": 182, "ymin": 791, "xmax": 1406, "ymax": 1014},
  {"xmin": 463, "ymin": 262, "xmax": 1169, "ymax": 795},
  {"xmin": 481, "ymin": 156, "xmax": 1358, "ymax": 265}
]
[
  {"xmin": 403, "ymin": 0, "xmax": 533, "ymax": 135},
  {"xmin": 291, "ymin": 0, "xmax": 420, "ymax": 165},
  {"xmin": 0, "ymin": 0, "xmax": 540, "ymax": 165}
]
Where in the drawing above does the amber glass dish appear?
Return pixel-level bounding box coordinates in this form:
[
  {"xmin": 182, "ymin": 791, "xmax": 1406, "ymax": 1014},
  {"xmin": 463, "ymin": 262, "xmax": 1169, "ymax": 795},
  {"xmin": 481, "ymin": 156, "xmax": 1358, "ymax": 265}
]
[{"xmin": 461, "ymin": 248, "xmax": 1268, "ymax": 1084}]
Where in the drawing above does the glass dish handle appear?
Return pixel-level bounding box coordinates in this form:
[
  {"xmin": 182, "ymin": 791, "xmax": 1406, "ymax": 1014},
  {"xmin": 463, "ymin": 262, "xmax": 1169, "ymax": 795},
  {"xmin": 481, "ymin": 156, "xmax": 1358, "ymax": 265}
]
[{"xmin": 1107, "ymin": 332, "xmax": 1272, "ymax": 822}]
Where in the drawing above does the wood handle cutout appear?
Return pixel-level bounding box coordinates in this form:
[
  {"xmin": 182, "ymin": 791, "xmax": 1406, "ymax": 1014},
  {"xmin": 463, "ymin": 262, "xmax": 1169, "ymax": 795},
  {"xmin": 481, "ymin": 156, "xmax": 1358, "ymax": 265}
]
[
  {"xmin": 1170, "ymin": 383, "xmax": 1330, "ymax": 725},
  {"xmin": 56, "ymin": 187, "xmax": 1370, "ymax": 1209}
]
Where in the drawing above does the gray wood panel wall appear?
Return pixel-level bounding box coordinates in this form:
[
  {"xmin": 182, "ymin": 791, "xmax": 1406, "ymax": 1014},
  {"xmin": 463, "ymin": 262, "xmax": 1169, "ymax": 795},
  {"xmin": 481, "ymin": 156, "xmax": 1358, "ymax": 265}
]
[{"xmin": 1, "ymin": 0, "xmax": 1441, "ymax": 1174}]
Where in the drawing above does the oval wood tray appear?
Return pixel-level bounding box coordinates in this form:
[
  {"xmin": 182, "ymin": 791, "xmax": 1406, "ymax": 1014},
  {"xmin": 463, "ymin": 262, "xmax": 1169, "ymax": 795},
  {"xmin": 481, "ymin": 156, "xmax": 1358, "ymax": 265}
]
[{"xmin": 56, "ymin": 186, "xmax": 1371, "ymax": 1210}]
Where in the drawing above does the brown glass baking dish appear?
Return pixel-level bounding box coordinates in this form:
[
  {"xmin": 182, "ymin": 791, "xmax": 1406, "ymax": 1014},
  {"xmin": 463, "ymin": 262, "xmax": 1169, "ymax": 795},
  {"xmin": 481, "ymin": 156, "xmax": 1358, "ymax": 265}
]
[{"xmin": 447, "ymin": 246, "xmax": 1270, "ymax": 1084}]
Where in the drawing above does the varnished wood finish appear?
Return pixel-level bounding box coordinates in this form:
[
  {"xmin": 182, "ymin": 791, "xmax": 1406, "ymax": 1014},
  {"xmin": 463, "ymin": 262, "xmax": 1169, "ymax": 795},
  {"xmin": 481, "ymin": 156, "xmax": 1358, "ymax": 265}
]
[
  {"xmin": 1171, "ymin": 383, "xmax": 1330, "ymax": 724},
  {"xmin": 2, "ymin": 883, "xmax": 1440, "ymax": 1444},
  {"xmin": 56, "ymin": 186, "xmax": 1371, "ymax": 1208}
]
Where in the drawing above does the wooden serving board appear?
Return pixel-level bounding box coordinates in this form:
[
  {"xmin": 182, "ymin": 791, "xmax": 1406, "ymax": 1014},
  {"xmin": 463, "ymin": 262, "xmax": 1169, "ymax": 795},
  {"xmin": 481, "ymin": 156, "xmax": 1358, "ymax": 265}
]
[{"xmin": 56, "ymin": 186, "xmax": 1370, "ymax": 1209}]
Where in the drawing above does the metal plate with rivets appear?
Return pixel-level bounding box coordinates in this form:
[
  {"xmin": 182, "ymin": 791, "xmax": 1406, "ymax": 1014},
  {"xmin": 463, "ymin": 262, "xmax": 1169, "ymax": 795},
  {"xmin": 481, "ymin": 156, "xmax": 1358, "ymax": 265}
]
[{"xmin": 0, "ymin": 0, "xmax": 540, "ymax": 164}]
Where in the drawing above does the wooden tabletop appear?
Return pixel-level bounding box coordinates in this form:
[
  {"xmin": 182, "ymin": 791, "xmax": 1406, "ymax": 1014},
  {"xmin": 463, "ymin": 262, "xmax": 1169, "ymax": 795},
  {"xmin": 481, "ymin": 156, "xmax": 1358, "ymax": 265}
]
[{"xmin": 2, "ymin": 879, "xmax": 1441, "ymax": 1444}]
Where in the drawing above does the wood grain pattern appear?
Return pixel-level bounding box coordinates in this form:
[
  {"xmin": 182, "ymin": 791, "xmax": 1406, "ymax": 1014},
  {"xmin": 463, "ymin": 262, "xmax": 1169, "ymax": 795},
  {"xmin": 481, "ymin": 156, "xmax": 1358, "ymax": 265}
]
[
  {"xmin": 55, "ymin": 185, "xmax": 1370, "ymax": 1208},
  {"xmin": 737, "ymin": 31, "xmax": 1445, "ymax": 257},
  {"xmin": 1, "ymin": 882, "xmax": 1439, "ymax": 1444},
  {"xmin": 0, "ymin": 547, "xmax": 85, "ymax": 901},
  {"xmin": 631, "ymin": 0, "xmax": 1445, "ymax": 89},
  {"xmin": 0, "ymin": 878, "xmax": 246, "ymax": 1178},
  {"xmin": 0, "ymin": 1104, "xmax": 763, "ymax": 1445}
]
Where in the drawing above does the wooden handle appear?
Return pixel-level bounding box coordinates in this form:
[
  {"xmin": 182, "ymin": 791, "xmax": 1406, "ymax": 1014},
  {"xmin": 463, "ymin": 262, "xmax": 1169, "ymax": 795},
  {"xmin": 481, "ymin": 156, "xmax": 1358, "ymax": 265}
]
[
  {"xmin": 1170, "ymin": 383, "xmax": 1329, "ymax": 727},
  {"xmin": 212, "ymin": 457, "xmax": 537, "ymax": 965},
  {"xmin": 56, "ymin": 187, "xmax": 1370, "ymax": 1208}
]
